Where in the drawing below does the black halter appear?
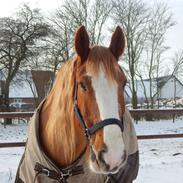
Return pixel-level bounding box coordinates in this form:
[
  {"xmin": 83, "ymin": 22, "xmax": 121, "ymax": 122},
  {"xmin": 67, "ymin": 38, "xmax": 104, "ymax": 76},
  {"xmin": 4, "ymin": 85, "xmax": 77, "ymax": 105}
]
[{"xmin": 74, "ymin": 81, "xmax": 124, "ymax": 140}]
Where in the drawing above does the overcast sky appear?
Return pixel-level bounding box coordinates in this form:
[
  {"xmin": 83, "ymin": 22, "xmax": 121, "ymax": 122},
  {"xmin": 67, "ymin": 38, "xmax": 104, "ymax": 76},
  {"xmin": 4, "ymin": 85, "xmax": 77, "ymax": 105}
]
[{"xmin": 0, "ymin": 0, "xmax": 182, "ymax": 63}]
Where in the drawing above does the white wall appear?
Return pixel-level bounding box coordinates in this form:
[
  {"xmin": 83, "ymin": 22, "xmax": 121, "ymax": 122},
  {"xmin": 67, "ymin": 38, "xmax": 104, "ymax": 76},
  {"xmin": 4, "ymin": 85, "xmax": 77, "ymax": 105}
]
[{"xmin": 160, "ymin": 78, "xmax": 183, "ymax": 99}]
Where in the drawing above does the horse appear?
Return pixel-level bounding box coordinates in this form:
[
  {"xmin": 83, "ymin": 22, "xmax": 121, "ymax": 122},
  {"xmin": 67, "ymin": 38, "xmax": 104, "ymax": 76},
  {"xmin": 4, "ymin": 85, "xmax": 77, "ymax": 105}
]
[{"xmin": 15, "ymin": 26, "xmax": 139, "ymax": 183}]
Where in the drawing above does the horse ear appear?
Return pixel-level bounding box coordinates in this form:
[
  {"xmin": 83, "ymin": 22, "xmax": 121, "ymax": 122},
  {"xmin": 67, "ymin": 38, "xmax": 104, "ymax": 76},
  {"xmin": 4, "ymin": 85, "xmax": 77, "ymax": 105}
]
[
  {"xmin": 109, "ymin": 26, "xmax": 125, "ymax": 61},
  {"xmin": 75, "ymin": 25, "xmax": 90, "ymax": 62}
]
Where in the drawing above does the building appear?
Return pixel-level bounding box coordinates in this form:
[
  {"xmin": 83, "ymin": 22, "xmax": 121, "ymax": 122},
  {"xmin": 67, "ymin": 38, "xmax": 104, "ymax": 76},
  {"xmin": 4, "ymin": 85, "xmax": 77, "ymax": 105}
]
[
  {"xmin": 0, "ymin": 70, "xmax": 54, "ymax": 111},
  {"xmin": 125, "ymin": 75, "xmax": 183, "ymax": 104},
  {"xmin": 156, "ymin": 75, "xmax": 183, "ymax": 99}
]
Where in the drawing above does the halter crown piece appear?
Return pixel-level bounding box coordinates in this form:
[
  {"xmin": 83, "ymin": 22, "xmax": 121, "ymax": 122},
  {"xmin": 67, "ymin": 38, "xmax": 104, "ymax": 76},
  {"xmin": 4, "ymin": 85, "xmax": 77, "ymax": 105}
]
[{"xmin": 74, "ymin": 81, "xmax": 124, "ymax": 140}]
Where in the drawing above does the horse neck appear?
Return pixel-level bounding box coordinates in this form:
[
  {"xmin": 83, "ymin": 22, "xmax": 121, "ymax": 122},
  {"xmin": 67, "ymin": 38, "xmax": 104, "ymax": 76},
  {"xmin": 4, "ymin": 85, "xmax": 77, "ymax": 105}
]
[{"xmin": 40, "ymin": 61, "xmax": 86, "ymax": 167}]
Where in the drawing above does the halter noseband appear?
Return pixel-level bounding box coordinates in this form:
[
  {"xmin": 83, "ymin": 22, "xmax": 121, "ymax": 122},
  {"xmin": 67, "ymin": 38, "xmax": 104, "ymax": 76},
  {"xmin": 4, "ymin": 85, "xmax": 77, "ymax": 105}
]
[{"xmin": 74, "ymin": 81, "xmax": 124, "ymax": 140}]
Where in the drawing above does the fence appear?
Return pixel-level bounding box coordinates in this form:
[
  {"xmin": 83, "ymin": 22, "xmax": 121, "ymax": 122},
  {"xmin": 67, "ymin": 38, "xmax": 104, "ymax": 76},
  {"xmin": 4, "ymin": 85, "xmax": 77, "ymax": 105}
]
[
  {"xmin": 130, "ymin": 108, "xmax": 183, "ymax": 119},
  {"xmin": 0, "ymin": 108, "xmax": 183, "ymax": 148}
]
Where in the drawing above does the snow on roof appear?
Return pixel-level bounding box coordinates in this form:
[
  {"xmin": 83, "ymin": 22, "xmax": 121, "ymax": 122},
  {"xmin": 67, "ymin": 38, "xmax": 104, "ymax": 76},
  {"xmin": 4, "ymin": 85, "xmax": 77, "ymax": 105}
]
[
  {"xmin": 9, "ymin": 70, "xmax": 38, "ymax": 98},
  {"xmin": 9, "ymin": 81, "xmax": 37, "ymax": 98}
]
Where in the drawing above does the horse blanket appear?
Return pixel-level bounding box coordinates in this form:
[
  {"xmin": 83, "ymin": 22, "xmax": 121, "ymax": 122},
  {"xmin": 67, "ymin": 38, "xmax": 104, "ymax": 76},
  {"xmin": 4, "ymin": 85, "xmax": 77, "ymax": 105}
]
[{"xmin": 15, "ymin": 102, "xmax": 139, "ymax": 183}]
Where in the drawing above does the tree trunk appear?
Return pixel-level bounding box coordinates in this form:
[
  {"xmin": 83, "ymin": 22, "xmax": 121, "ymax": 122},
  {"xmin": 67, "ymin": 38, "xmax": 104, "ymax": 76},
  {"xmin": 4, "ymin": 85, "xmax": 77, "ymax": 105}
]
[
  {"xmin": 131, "ymin": 77, "xmax": 138, "ymax": 109},
  {"xmin": 4, "ymin": 80, "xmax": 12, "ymax": 125},
  {"xmin": 132, "ymin": 90, "xmax": 138, "ymax": 109},
  {"xmin": 174, "ymin": 77, "xmax": 176, "ymax": 108}
]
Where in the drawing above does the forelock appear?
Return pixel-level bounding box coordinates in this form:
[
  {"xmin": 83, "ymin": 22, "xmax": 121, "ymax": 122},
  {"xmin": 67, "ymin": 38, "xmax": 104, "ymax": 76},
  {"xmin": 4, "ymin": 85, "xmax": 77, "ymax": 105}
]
[{"xmin": 86, "ymin": 46, "xmax": 118, "ymax": 81}]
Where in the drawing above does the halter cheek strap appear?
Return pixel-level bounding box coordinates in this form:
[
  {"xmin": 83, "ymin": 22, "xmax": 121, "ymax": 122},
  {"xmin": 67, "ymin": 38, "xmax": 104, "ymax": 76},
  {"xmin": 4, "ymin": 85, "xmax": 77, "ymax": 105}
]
[{"xmin": 74, "ymin": 82, "xmax": 124, "ymax": 140}]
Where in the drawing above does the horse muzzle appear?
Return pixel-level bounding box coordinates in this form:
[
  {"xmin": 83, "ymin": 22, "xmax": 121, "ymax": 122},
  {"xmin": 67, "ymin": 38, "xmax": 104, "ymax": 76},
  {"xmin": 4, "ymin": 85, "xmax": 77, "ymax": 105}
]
[{"xmin": 90, "ymin": 146, "xmax": 127, "ymax": 175}]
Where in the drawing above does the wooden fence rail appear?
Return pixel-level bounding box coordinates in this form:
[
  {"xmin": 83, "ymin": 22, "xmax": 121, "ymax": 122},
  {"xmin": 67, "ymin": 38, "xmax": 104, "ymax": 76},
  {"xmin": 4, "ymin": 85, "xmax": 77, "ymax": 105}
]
[
  {"xmin": 1, "ymin": 133, "xmax": 183, "ymax": 148},
  {"xmin": 130, "ymin": 108, "xmax": 183, "ymax": 119},
  {"xmin": 1, "ymin": 108, "xmax": 183, "ymax": 118},
  {"xmin": 0, "ymin": 111, "xmax": 33, "ymax": 118},
  {"xmin": 0, "ymin": 142, "xmax": 25, "ymax": 148},
  {"xmin": 0, "ymin": 109, "xmax": 183, "ymax": 148}
]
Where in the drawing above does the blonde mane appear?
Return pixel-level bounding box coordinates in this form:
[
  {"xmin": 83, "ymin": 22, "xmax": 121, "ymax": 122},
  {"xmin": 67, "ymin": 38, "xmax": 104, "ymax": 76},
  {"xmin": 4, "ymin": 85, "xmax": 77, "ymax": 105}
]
[{"xmin": 40, "ymin": 60, "xmax": 85, "ymax": 166}]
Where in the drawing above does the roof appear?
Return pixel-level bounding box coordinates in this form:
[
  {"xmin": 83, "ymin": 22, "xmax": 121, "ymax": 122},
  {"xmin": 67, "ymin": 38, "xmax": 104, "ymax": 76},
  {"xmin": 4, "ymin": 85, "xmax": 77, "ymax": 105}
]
[
  {"xmin": 9, "ymin": 70, "xmax": 38, "ymax": 98},
  {"xmin": 125, "ymin": 75, "xmax": 183, "ymax": 100},
  {"xmin": 0, "ymin": 70, "xmax": 54, "ymax": 99},
  {"xmin": 31, "ymin": 70, "xmax": 54, "ymax": 101},
  {"xmin": 144, "ymin": 75, "xmax": 183, "ymax": 89}
]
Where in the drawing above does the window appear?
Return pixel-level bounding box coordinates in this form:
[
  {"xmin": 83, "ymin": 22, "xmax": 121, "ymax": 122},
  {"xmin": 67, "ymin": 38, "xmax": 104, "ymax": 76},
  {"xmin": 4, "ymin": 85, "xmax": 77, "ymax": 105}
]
[{"xmin": 14, "ymin": 99, "xmax": 22, "ymax": 103}]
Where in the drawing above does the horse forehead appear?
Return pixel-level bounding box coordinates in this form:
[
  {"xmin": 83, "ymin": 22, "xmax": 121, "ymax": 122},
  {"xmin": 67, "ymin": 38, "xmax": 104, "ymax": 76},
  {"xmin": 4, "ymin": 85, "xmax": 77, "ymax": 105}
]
[
  {"xmin": 86, "ymin": 65, "xmax": 118, "ymax": 99},
  {"xmin": 86, "ymin": 64, "xmax": 116, "ymax": 84}
]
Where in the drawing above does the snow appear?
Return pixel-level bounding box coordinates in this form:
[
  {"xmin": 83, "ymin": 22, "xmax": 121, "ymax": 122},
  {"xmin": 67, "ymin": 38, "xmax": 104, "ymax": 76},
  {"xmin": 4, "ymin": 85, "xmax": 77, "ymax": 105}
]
[
  {"xmin": 0, "ymin": 123, "xmax": 27, "ymax": 143},
  {"xmin": 135, "ymin": 118, "xmax": 183, "ymax": 135},
  {"xmin": 134, "ymin": 119, "xmax": 183, "ymax": 183},
  {"xmin": 0, "ymin": 119, "xmax": 183, "ymax": 183},
  {"xmin": 135, "ymin": 139, "xmax": 183, "ymax": 183},
  {"xmin": 0, "ymin": 70, "xmax": 38, "ymax": 98},
  {"xmin": 9, "ymin": 81, "xmax": 35, "ymax": 98},
  {"xmin": 0, "ymin": 122, "xmax": 27, "ymax": 182},
  {"xmin": 9, "ymin": 70, "xmax": 38, "ymax": 98}
]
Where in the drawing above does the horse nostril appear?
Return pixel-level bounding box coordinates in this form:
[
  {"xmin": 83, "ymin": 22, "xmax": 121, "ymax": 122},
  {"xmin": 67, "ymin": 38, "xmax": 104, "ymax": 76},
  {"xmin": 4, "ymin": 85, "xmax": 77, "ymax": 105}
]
[
  {"xmin": 98, "ymin": 150, "xmax": 110, "ymax": 171},
  {"xmin": 98, "ymin": 150, "xmax": 105, "ymax": 163},
  {"xmin": 90, "ymin": 147, "xmax": 96, "ymax": 162}
]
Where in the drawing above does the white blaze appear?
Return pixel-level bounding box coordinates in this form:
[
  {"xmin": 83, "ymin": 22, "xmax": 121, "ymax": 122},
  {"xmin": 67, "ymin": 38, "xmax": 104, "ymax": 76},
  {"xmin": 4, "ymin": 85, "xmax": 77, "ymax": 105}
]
[{"xmin": 89, "ymin": 66, "xmax": 125, "ymax": 171}]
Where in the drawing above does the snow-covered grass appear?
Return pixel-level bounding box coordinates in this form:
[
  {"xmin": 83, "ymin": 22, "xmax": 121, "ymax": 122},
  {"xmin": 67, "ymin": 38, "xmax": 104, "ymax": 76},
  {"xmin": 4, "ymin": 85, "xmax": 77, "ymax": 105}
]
[
  {"xmin": 0, "ymin": 147, "xmax": 24, "ymax": 183},
  {"xmin": 135, "ymin": 138, "xmax": 183, "ymax": 183},
  {"xmin": 0, "ymin": 122, "xmax": 27, "ymax": 182},
  {"xmin": 0, "ymin": 123, "xmax": 27, "ymax": 143},
  {"xmin": 0, "ymin": 118, "xmax": 183, "ymax": 183},
  {"xmin": 134, "ymin": 119, "xmax": 183, "ymax": 183},
  {"xmin": 135, "ymin": 118, "xmax": 183, "ymax": 135}
]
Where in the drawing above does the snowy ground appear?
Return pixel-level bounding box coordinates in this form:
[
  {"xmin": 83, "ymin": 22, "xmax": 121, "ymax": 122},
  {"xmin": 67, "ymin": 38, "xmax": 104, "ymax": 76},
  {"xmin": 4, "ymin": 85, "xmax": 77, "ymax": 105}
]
[
  {"xmin": 134, "ymin": 119, "xmax": 183, "ymax": 183},
  {"xmin": 0, "ymin": 118, "xmax": 183, "ymax": 183}
]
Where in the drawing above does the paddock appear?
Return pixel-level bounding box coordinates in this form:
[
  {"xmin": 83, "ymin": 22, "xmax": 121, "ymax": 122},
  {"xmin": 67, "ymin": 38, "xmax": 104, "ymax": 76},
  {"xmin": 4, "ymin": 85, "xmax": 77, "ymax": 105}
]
[{"xmin": 0, "ymin": 109, "xmax": 183, "ymax": 183}]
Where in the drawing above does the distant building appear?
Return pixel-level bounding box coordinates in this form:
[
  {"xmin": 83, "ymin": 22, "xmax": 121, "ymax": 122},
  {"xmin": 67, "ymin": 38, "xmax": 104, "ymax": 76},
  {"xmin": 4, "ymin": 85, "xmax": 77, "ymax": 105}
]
[
  {"xmin": 156, "ymin": 75, "xmax": 183, "ymax": 99},
  {"xmin": 125, "ymin": 75, "xmax": 183, "ymax": 104},
  {"xmin": 0, "ymin": 70, "xmax": 54, "ymax": 111},
  {"xmin": 9, "ymin": 70, "xmax": 38, "ymax": 105}
]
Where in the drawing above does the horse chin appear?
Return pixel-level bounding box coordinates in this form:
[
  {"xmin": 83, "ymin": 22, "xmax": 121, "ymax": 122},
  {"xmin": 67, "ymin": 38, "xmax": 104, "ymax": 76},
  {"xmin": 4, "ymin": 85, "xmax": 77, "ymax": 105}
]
[{"xmin": 89, "ymin": 158, "xmax": 127, "ymax": 175}]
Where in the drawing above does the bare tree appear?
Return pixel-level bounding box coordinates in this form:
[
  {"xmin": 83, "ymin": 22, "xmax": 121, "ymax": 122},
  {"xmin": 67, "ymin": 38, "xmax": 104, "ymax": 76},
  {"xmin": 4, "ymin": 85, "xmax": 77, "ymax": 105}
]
[
  {"xmin": 61, "ymin": 0, "xmax": 113, "ymax": 45},
  {"xmin": 137, "ymin": 45, "xmax": 169, "ymax": 109},
  {"xmin": 144, "ymin": 2, "xmax": 174, "ymax": 109},
  {"xmin": 171, "ymin": 50, "xmax": 183, "ymax": 106},
  {"xmin": 172, "ymin": 50, "xmax": 183, "ymax": 78},
  {"xmin": 112, "ymin": 0, "xmax": 149, "ymax": 108},
  {"xmin": 40, "ymin": 29, "xmax": 71, "ymax": 74},
  {"xmin": 43, "ymin": 0, "xmax": 113, "ymax": 73},
  {"xmin": 0, "ymin": 4, "xmax": 49, "ymax": 123}
]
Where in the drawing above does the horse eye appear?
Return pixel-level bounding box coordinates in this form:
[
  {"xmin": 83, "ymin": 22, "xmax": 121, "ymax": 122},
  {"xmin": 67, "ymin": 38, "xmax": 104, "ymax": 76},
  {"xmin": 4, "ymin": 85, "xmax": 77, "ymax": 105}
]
[{"xmin": 79, "ymin": 81, "xmax": 87, "ymax": 91}]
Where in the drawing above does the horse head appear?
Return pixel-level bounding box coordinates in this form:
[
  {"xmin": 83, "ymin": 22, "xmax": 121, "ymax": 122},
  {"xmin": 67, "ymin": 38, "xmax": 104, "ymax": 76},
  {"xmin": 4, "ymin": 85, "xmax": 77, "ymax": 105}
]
[{"xmin": 74, "ymin": 26, "xmax": 127, "ymax": 174}]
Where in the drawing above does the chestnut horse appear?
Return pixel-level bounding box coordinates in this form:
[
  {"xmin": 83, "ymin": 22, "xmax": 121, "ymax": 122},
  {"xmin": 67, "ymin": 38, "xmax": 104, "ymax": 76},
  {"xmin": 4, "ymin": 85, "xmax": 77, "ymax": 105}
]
[
  {"xmin": 15, "ymin": 26, "xmax": 139, "ymax": 183},
  {"xmin": 40, "ymin": 25, "xmax": 126, "ymax": 170}
]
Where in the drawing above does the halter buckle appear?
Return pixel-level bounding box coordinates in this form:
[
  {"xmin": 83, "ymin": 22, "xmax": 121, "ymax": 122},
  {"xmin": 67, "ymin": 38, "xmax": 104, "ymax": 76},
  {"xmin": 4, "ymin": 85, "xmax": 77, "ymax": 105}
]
[
  {"xmin": 84, "ymin": 128, "xmax": 91, "ymax": 140},
  {"xmin": 59, "ymin": 170, "xmax": 72, "ymax": 181},
  {"xmin": 42, "ymin": 168, "xmax": 50, "ymax": 177}
]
